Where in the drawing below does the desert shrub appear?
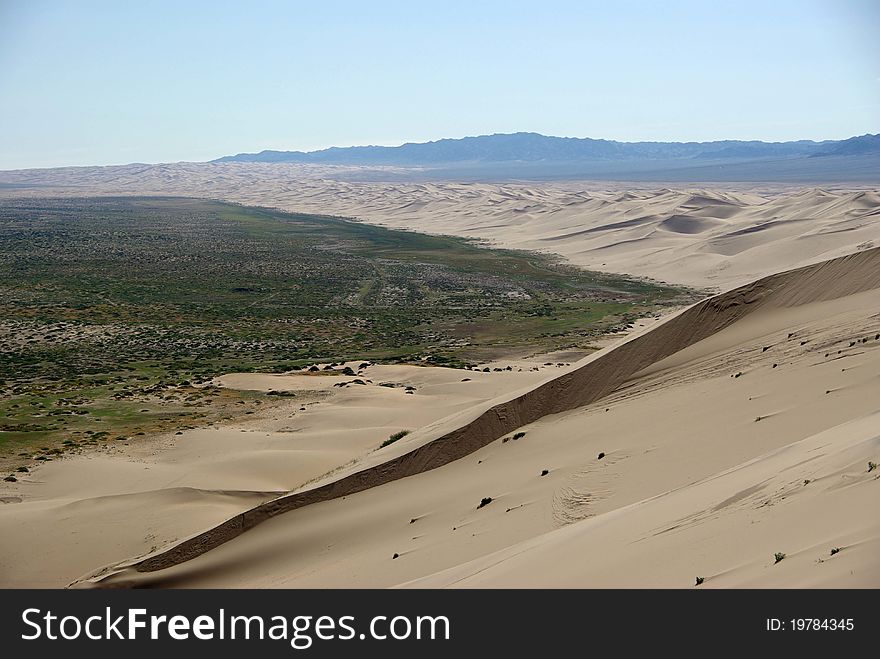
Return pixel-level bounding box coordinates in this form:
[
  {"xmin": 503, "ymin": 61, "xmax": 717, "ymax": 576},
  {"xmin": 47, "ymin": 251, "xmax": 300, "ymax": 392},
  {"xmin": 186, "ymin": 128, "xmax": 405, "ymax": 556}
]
[
  {"xmin": 774, "ymin": 552, "xmax": 786, "ymax": 564},
  {"xmin": 695, "ymin": 576, "xmax": 704, "ymax": 586},
  {"xmin": 512, "ymin": 432, "xmax": 526, "ymax": 440},
  {"xmin": 477, "ymin": 497, "xmax": 493, "ymax": 509},
  {"xmin": 380, "ymin": 430, "xmax": 410, "ymax": 448}
]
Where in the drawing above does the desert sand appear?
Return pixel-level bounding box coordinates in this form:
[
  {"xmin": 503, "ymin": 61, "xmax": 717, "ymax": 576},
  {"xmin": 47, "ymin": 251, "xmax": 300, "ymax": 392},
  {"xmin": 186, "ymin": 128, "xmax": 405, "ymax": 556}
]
[
  {"xmin": 1, "ymin": 164, "xmax": 878, "ymax": 588},
  {"xmin": 0, "ymin": 355, "xmax": 573, "ymax": 587},
  {"xmin": 2, "ymin": 248, "xmax": 877, "ymax": 588}
]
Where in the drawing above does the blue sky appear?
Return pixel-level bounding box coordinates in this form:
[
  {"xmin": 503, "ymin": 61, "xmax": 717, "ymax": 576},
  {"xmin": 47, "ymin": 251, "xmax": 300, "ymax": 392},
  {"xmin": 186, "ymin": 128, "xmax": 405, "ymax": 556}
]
[{"xmin": 1, "ymin": 0, "xmax": 878, "ymax": 169}]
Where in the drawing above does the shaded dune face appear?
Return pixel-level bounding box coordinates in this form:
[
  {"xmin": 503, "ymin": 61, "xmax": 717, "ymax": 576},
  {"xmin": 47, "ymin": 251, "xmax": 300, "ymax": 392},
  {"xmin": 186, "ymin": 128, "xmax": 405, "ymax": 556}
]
[
  {"xmin": 658, "ymin": 215, "xmax": 727, "ymax": 235},
  {"xmin": 80, "ymin": 247, "xmax": 880, "ymax": 584}
]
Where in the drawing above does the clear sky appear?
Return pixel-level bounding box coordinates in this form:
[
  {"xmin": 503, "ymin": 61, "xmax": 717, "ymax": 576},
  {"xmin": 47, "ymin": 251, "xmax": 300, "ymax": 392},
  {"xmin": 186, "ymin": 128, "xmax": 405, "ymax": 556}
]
[{"xmin": 1, "ymin": 0, "xmax": 878, "ymax": 169}]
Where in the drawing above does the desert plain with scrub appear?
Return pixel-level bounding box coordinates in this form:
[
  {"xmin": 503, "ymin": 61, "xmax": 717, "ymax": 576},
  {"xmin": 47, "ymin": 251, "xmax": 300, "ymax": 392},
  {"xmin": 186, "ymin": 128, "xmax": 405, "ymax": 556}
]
[{"xmin": 0, "ymin": 163, "xmax": 879, "ymax": 588}]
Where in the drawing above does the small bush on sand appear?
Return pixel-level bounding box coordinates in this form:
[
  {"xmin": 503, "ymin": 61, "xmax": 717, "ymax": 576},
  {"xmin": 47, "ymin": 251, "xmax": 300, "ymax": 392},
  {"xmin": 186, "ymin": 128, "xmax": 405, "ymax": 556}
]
[
  {"xmin": 774, "ymin": 552, "xmax": 786, "ymax": 564},
  {"xmin": 830, "ymin": 547, "xmax": 841, "ymax": 556},
  {"xmin": 695, "ymin": 576, "xmax": 704, "ymax": 586},
  {"xmin": 477, "ymin": 497, "xmax": 493, "ymax": 509},
  {"xmin": 380, "ymin": 430, "xmax": 410, "ymax": 448},
  {"xmin": 512, "ymin": 432, "xmax": 526, "ymax": 440},
  {"xmin": 868, "ymin": 461, "xmax": 877, "ymax": 473}
]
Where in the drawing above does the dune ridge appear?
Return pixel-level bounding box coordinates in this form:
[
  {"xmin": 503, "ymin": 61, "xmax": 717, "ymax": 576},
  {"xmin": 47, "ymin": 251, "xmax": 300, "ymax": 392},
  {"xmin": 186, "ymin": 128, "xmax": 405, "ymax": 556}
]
[{"xmin": 86, "ymin": 247, "xmax": 880, "ymax": 582}]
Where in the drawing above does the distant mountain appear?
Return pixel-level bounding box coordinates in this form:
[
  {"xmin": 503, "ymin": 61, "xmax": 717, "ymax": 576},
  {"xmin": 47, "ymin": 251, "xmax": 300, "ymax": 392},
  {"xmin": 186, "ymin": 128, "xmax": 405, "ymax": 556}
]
[
  {"xmin": 810, "ymin": 134, "xmax": 880, "ymax": 157},
  {"xmin": 213, "ymin": 132, "xmax": 879, "ymax": 166}
]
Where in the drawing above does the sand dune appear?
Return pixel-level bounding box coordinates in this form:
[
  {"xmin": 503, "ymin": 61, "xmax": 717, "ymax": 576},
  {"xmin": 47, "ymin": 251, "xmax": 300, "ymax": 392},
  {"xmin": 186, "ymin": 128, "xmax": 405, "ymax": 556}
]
[
  {"xmin": 1, "ymin": 163, "xmax": 877, "ymax": 289},
  {"xmin": 2, "ymin": 163, "xmax": 879, "ymax": 588},
  {"xmin": 0, "ymin": 357, "xmax": 565, "ymax": 587},
  {"xmin": 63, "ymin": 248, "xmax": 880, "ymax": 588}
]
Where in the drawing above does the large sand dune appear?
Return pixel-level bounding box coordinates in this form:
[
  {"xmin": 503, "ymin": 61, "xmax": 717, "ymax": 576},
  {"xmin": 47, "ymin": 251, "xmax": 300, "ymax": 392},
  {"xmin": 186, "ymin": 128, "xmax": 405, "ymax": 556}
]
[
  {"xmin": 1, "ymin": 162, "xmax": 878, "ymax": 289},
  {"xmin": 54, "ymin": 247, "xmax": 879, "ymax": 588}
]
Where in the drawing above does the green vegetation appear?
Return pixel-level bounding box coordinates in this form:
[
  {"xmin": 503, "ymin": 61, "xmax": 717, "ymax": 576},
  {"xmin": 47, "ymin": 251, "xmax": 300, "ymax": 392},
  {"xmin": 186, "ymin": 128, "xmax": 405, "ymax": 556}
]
[
  {"xmin": 868, "ymin": 461, "xmax": 877, "ymax": 473},
  {"xmin": 0, "ymin": 197, "xmax": 692, "ymax": 466},
  {"xmin": 380, "ymin": 429, "xmax": 410, "ymax": 448}
]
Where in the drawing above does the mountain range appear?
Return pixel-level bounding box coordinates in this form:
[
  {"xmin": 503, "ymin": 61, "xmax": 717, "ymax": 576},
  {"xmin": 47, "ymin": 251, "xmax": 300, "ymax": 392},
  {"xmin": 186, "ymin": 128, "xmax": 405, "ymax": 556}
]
[
  {"xmin": 215, "ymin": 132, "xmax": 880, "ymax": 165},
  {"xmin": 212, "ymin": 132, "xmax": 880, "ymax": 182}
]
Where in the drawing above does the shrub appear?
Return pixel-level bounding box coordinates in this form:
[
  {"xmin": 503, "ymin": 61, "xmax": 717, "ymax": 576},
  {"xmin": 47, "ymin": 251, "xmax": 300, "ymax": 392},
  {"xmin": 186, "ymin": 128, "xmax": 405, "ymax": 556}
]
[
  {"xmin": 16, "ymin": 467, "xmax": 28, "ymax": 473},
  {"xmin": 380, "ymin": 430, "xmax": 410, "ymax": 448},
  {"xmin": 830, "ymin": 547, "xmax": 841, "ymax": 556},
  {"xmin": 541, "ymin": 469, "xmax": 549, "ymax": 476},
  {"xmin": 512, "ymin": 432, "xmax": 526, "ymax": 440},
  {"xmin": 695, "ymin": 576, "xmax": 704, "ymax": 586},
  {"xmin": 868, "ymin": 461, "xmax": 877, "ymax": 473},
  {"xmin": 774, "ymin": 552, "xmax": 786, "ymax": 564},
  {"xmin": 477, "ymin": 497, "xmax": 493, "ymax": 509}
]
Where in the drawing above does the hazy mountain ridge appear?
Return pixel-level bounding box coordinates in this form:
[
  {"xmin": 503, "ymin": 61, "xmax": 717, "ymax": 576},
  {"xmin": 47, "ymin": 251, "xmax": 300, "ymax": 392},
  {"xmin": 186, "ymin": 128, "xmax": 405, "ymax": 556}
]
[{"xmin": 214, "ymin": 132, "xmax": 880, "ymax": 165}]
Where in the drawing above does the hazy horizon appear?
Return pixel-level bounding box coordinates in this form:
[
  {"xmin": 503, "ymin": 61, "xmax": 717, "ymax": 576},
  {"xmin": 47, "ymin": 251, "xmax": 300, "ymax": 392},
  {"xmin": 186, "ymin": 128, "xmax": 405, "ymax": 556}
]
[{"xmin": 2, "ymin": 0, "xmax": 879, "ymax": 169}]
